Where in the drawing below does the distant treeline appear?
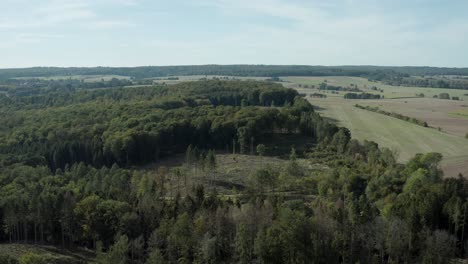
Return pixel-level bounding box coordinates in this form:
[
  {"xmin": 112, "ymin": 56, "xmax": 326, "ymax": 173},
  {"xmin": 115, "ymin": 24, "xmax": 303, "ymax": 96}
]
[
  {"xmin": 0, "ymin": 65, "xmax": 371, "ymax": 80},
  {"xmin": 2, "ymin": 65, "xmax": 468, "ymax": 80},
  {"xmin": 3, "ymin": 66, "xmax": 468, "ymax": 94},
  {"xmin": 0, "ymin": 78, "xmax": 133, "ymax": 96},
  {"xmin": 355, "ymin": 104, "xmax": 428, "ymax": 127},
  {"xmin": 309, "ymin": 93, "xmax": 327, "ymax": 98},
  {"xmin": 434, "ymin": 93, "xmax": 461, "ymax": 100},
  {"xmin": 381, "ymin": 76, "xmax": 468, "ymax": 90},
  {"xmin": 344, "ymin": 93, "xmax": 381, "ymax": 99},
  {"xmin": 318, "ymin": 83, "xmax": 363, "ymax": 92}
]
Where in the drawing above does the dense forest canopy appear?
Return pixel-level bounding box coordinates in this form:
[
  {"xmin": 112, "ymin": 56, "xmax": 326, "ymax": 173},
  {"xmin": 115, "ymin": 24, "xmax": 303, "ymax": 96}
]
[
  {"xmin": 1, "ymin": 79, "xmax": 468, "ymax": 263},
  {"xmin": 0, "ymin": 80, "xmax": 322, "ymax": 171}
]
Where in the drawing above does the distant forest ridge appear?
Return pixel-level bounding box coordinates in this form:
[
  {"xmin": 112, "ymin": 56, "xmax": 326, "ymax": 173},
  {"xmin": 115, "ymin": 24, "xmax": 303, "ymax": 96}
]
[{"xmin": 1, "ymin": 65, "xmax": 468, "ymax": 79}]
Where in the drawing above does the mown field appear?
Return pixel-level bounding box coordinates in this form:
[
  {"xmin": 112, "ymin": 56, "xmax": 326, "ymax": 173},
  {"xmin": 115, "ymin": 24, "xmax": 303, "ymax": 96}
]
[
  {"xmin": 285, "ymin": 76, "xmax": 468, "ymax": 177},
  {"xmin": 354, "ymin": 98, "xmax": 468, "ymax": 137}
]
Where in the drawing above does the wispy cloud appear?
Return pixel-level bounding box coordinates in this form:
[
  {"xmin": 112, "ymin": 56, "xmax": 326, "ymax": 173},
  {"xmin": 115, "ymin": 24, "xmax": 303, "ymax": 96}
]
[
  {"xmin": 200, "ymin": 0, "xmax": 326, "ymax": 22},
  {"xmin": 15, "ymin": 33, "xmax": 67, "ymax": 44},
  {"xmin": 194, "ymin": 0, "xmax": 468, "ymax": 66},
  {"xmin": 0, "ymin": 0, "xmax": 137, "ymax": 30},
  {"xmin": 0, "ymin": 0, "xmax": 467, "ymax": 67}
]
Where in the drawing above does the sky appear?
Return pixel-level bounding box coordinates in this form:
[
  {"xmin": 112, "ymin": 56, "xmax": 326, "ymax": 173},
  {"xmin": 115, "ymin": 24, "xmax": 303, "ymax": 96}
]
[{"xmin": 0, "ymin": 0, "xmax": 467, "ymax": 68}]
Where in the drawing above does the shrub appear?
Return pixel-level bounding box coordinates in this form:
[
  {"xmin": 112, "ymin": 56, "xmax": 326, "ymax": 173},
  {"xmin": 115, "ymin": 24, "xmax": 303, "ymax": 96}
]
[
  {"xmin": 344, "ymin": 93, "xmax": 380, "ymax": 99},
  {"xmin": 439, "ymin": 93, "xmax": 450, "ymax": 100},
  {"xmin": 19, "ymin": 253, "xmax": 47, "ymax": 264},
  {"xmin": 0, "ymin": 255, "xmax": 19, "ymax": 264}
]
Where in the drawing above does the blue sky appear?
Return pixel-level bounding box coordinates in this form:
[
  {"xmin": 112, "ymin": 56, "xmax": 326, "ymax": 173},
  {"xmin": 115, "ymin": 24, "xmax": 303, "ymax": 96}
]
[{"xmin": 0, "ymin": 0, "xmax": 467, "ymax": 68}]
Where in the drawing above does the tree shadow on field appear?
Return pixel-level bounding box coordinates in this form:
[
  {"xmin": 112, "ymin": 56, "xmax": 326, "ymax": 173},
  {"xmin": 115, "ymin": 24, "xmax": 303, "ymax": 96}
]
[
  {"xmin": 313, "ymin": 105, "xmax": 327, "ymax": 111},
  {"xmin": 321, "ymin": 116, "xmax": 340, "ymax": 124}
]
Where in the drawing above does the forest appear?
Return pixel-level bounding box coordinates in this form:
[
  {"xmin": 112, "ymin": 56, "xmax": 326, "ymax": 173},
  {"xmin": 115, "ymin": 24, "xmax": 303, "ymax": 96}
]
[
  {"xmin": 1, "ymin": 79, "xmax": 468, "ymax": 264},
  {"xmin": 0, "ymin": 78, "xmax": 133, "ymax": 96},
  {"xmin": 1, "ymin": 65, "xmax": 468, "ymax": 80}
]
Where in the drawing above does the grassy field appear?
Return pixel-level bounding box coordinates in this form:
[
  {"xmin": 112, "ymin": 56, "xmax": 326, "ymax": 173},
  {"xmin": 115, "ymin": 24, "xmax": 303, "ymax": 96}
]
[
  {"xmin": 0, "ymin": 243, "xmax": 94, "ymax": 263},
  {"xmin": 143, "ymin": 134, "xmax": 323, "ymax": 196},
  {"xmin": 451, "ymin": 108, "xmax": 468, "ymax": 119},
  {"xmin": 352, "ymin": 98, "xmax": 468, "ymax": 137},
  {"xmin": 140, "ymin": 153, "xmax": 323, "ymax": 202}
]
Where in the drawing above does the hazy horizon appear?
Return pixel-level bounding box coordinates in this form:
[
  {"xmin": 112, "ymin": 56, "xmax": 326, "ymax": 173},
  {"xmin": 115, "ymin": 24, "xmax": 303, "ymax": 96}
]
[
  {"xmin": 2, "ymin": 64, "xmax": 468, "ymax": 70},
  {"xmin": 1, "ymin": 0, "xmax": 468, "ymax": 68}
]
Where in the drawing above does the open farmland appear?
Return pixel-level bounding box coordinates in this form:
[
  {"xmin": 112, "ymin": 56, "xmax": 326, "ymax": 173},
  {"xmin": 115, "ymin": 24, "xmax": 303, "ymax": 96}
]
[
  {"xmin": 283, "ymin": 76, "xmax": 468, "ymax": 100},
  {"xmin": 149, "ymin": 75, "xmax": 269, "ymax": 85},
  {"xmin": 284, "ymin": 76, "xmax": 468, "ymax": 177},
  {"xmin": 289, "ymin": 76, "xmax": 468, "ymax": 137},
  {"xmin": 354, "ymin": 97, "xmax": 468, "ymax": 137},
  {"xmin": 309, "ymin": 97, "xmax": 468, "ymax": 176}
]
